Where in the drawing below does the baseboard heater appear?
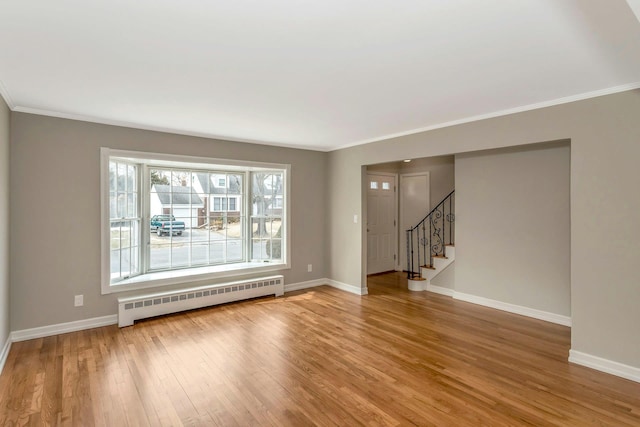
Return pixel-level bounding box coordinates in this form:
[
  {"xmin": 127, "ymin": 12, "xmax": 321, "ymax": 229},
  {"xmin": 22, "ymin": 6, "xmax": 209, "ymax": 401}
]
[{"xmin": 117, "ymin": 275, "xmax": 284, "ymax": 327}]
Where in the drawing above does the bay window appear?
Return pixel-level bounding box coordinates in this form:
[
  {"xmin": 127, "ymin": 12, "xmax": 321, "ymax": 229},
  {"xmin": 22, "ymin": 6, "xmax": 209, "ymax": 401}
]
[{"xmin": 101, "ymin": 149, "xmax": 289, "ymax": 294}]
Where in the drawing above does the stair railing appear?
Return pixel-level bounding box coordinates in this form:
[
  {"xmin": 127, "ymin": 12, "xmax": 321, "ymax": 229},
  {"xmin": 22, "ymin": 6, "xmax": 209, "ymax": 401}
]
[{"xmin": 406, "ymin": 190, "xmax": 455, "ymax": 279}]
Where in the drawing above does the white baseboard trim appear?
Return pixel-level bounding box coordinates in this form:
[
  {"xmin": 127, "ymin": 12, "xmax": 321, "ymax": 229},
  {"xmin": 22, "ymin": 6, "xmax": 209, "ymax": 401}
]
[
  {"xmin": 284, "ymin": 279, "xmax": 327, "ymax": 293},
  {"xmin": 569, "ymin": 350, "xmax": 640, "ymax": 383},
  {"xmin": 0, "ymin": 335, "xmax": 11, "ymax": 375},
  {"xmin": 426, "ymin": 284, "xmax": 455, "ymax": 297},
  {"xmin": 326, "ymin": 279, "xmax": 368, "ymax": 296},
  {"xmin": 453, "ymin": 292, "xmax": 572, "ymax": 327},
  {"xmin": 11, "ymin": 314, "xmax": 118, "ymax": 342}
]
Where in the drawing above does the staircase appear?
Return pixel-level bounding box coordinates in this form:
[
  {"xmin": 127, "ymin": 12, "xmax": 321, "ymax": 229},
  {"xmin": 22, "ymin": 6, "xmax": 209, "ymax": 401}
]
[{"xmin": 406, "ymin": 190, "xmax": 455, "ymax": 292}]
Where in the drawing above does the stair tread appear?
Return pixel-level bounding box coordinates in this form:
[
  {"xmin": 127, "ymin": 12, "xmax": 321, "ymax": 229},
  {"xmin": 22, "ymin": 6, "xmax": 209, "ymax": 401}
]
[
  {"xmin": 433, "ymin": 255, "xmax": 448, "ymax": 259},
  {"xmin": 421, "ymin": 265, "xmax": 436, "ymax": 270},
  {"xmin": 409, "ymin": 277, "xmax": 426, "ymax": 281}
]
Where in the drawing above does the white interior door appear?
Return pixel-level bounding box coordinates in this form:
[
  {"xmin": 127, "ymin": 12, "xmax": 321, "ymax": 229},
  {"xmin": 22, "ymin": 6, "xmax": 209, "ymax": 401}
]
[
  {"xmin": 400, "ymin": 173, "xmax": 430, "ymax": 270},
  {"xmin": 367, "ymin": 174, "xmax": 397, "ymax": 275}
]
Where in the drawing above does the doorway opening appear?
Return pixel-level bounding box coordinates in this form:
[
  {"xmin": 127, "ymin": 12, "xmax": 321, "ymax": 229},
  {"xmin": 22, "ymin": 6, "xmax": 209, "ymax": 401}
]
[{"xmin": 366, "ymin": 155, "xmax": 455, "ymax": 277}]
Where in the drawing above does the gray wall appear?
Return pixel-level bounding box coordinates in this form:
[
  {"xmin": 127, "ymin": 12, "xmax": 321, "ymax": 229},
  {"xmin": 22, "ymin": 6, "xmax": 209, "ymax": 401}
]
[
  {"xmin": 399, "ymin": 156, "xmax": 455, "ymax": 208},
  {"xmin": 0, "ymin": 97, "xmax": 9, "ymax": 347},
  {"xmin": 10, "ymin": 113, "xmax": 327, "ymax": 331},
  {"xmin": 430, "ymin": 262, "xmax": 455, "ymax": 290},
  {"xmin": 328, "ymin": 89, "xmax": 640, "ymax": 369},
  {"xmin": 455, "ymin": 142, "xmax": 571, "ymax": 316}
]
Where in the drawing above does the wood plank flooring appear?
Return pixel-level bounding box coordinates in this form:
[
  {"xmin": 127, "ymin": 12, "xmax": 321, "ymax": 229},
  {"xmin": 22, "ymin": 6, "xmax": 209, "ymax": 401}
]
[{"xmin": 1, "ymin": 272, "xmax": 639, "ymax": 426}]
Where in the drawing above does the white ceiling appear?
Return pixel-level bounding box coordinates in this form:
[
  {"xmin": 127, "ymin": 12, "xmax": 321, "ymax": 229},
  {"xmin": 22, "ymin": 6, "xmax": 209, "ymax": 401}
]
[{"xmin": 1, "ymin": 0, "xmax": 640, "ymax": 151}]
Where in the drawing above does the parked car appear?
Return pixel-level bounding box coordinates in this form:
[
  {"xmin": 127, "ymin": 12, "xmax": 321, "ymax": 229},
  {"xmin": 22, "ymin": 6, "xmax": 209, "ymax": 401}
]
[{"xmin": 150, "ymin": 215, "xmax": 185, "ymax": 236}]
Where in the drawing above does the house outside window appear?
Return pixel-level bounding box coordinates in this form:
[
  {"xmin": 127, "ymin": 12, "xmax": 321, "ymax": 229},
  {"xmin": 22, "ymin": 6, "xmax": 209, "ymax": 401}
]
[
  {"xmin": 101, "ymin": 149, "xmax": 289, "ymax": 294},
  {"xmin": 213, "ymin": 197, "xmax": 226, "ymax": 211},
  {"xmin": 212, "ymin": 196, "xmax": 239, "ymax": 212}
]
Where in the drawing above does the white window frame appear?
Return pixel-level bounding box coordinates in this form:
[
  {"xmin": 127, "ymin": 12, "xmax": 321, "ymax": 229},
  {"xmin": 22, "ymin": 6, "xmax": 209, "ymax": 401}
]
[{"xmin": 100, "ymin": 148, "xmax": 291, "ymax": 295}]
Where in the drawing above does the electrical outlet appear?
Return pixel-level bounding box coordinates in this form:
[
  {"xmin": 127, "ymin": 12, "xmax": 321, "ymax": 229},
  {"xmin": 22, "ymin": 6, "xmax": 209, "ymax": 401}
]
[
  {"xmin": 74, "ymin": 295, "xmax": 83, "ymax": 307},
  {"xmin": 307, "ymin": 264, "xmax": 312, "ymax": 272}
]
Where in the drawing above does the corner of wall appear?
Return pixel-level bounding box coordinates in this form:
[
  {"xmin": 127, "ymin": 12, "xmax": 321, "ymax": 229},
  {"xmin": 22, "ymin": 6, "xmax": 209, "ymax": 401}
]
[{"xmin": 0, "ymin": 94, "xmax": 10, "ymax": 353}]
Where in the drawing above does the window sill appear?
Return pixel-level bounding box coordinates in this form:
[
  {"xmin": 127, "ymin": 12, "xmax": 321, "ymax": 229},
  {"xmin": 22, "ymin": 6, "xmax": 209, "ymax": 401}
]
[{"xmin": 103, "ymin": 261, "xmax": 289, "ymax": 294}]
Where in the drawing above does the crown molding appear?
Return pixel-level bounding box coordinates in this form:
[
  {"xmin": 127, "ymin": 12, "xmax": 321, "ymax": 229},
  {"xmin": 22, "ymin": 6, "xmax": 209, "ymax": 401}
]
[
  {"xmin": 7, "ymin": 82, "xmax": 640, "ymax": 153},
  {"xmin": 329, "ymin": 82, "xmax": 640, "ymax": 151},
  {"xmin": 11, "ymin": 106, "xmax": 327, "ymax": 152},
  {"xmin": 627, "ymin": 0, "xmax": 640, "ymax": 23},
  {"xmin": 0, "ymin": 79, "xmax": 15, "ymax": 109}
]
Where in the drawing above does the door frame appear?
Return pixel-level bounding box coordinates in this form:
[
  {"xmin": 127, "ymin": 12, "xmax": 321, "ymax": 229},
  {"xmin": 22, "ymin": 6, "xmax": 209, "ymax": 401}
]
[{"xmin": 365, "ymin": 171, "xmax": 399, "ymax": 275}]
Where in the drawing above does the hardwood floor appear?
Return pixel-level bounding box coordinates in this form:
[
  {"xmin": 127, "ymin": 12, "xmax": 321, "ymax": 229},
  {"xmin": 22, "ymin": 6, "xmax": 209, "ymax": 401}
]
[{"xmin": 1, "ymin": 272, "xmax": 639, "ymax": 426}]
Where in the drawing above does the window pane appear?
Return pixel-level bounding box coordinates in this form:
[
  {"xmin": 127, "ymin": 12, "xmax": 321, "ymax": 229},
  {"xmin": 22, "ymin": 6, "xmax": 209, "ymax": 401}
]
[
  {"xmin": 191, "ymin": 225, "xmax": 208, "ymax": 243},
  {"xmin": 120, "ymin": 247, "xmax": 132, "ymax": 277},
  {"xmin": 252, "ymin": 239, "xmax": 268, "ymax": 260},
  {"xmin": 117, "ymin": 193, "xmax": 126, "ymax": 218},
  {"xmin": 130, "ymin": 221, "xmax": 140, "ymax": 248},
  {"xmin": 150, "ymin": 169, "xmax": 170, "ymax": 188},
  {"xmin": 174, "ymin": 215, "xmax": 189, "ymax": 232},
  {"xmin": 171, "ymin": 245, "xmax": 189, "ymax": 268},
  {"xmin": 172, "ymin": 170, "xmax": 187, "ymax": 187},
  {"xmin": 191, "ymin": 243, "xmax": 208, "ymax": 266},
  {"xmin": 227, "ymin": 239, "xmax": 243, "ymax": 262},
  {"xmin": 196, "ymin": 215, "xmax": 208, "ymax": 232},
  {"xmin": 227, "ymin": 174, "xmax": 242, "ymax": 195},
  {"xmin": 267, "ymin": 239, "xmax": 282, "ymax": 260},
  {"xmin": 252, "ymin": 218, "xmax": 270, "ymax": 238},
  {"xmin": 109, "ymin": 162, "xmax": 117, "ymax": 191},
  {"xmin": 119, "ymin": 221, "xmax": 132, "ymax": 249},
  {"xmin": 127, "ymin": 193, "xmax": 137, "ymax": 218},
  {"xmin": 271, "ymin": 219, "xmax": 282, "ymax": 236},
  {"xmin": 251, "ymin": 173, "xmax": 269, "ymax": 216},
  {"xmin": 127, "ymin": 165, "xmax": 136, "ymax": 192},
  {"xmin": 209, "ymin": 174, "xmax": 226, "ymax": 193},
  {"xmin": 382, "ymin": 182, "xmax": 390, "ymax": 190},
  {"xmin": 272, "ymin": 173, "xmax": 283, "ymax": 196},
  {"xmin": 110, "ymin": 250, "xmax": 122, "ymax": 277},
  {"xmin": 150, "ymin": 242, "xmax": 171, "ymax": 270},
  {"xmin": 130, "ymin": 245, "xmax": 140, "ymax": 276},
  {"xmin": 110, "ymin": 224, "xmax": 121, "ymax": 250},
  {"xmin": 209, "ymin": 215, "xmax": 224, "ymax": 233},
  {"xmin": 209, "ymin": 241, "xmax": 225, "ymax": 264},
  {"xmin": 109, "ymin": 192, "xmax": 117, "ymax": 219},
  {"xmin": 370, "ymin": 181, "xmax": 378, "ymax": 189},
  {"xmin": 225, "ymin": 216, "xmax": 243, "ymax": 243},
  {"xmin": 108, "ymin": 216, "xmax": 140, "ymax": 280},
  {"xmin": 117, "ymin": 163, "xmax": 126, "ymax": 191},
  {"xmin": 194, "ymin": 172, "xmax": 209, "ymax": 193}
]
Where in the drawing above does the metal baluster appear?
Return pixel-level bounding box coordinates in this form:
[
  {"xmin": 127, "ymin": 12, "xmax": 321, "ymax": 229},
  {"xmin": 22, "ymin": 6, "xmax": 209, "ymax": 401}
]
[
  {"xmin": 416, "ymin": 228, "xmax": 420, "ymax": 278},
  {"xmin": 406, "ymin": 190, "xmax": 455, "ymax": 278},
  {"xmin": 407, "ymin": 230, "xmax": 413, "ymax": 279},
  {"xmin": 443, "ymin": 202, "xmax": 446, "ymax": 251},
  {"xmin": 441, "ymin": 204, "xmax": 445, "ymax": 257},
  {"xmin": 449, "ymin": 194, "xmax": 452, "ymax": 245},
  {"xmin": 429, "ymin": 214, "xmax": 432, "ymax": 268},
  {"xmin": 418, "ymin": 222, "xmax": 427, "ymax": 268}
]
